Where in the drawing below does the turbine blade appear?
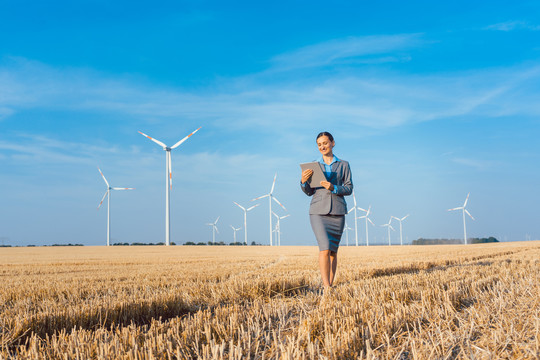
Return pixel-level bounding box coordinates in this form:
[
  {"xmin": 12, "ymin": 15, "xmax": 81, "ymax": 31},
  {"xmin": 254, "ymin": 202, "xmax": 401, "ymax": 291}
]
[
  {"xmin": 246, "ymin": 203, "xmax": 260, "ymax": 211},
  {"xmin": 389, "ymin": 225, "xmax": 395, "ymax": 231},
  {"xmin": 112, "ymin": 187, "xmax": 135, "ymax": 190},
  {"xmin": 352, "ymin": 191, "xmax": 357, "ymax": 206},
  {"xmin": 233, "ymin": 202, "xmax": 246, "ymax": 211},
  {"xmin": 97, "ymin": 167, "xmax": 109, "ymax": 187},
  {"xmin": 170, "ymin": 126, "xmax": 202, "ymax": 149},
  {"xmin": 367, "ymin": 205, "xmax": 371, "ymax": 216},
  {"xmin": 273, "ymin": 196, "xmax": 287, "ymax": 210},
  {"xmin": 401, "ymin": 214, "xmax": 410, "ymax": 221},
  {"xmin": 97, "ymin": 191, "xmax": 108, "ymax": 209},
  {"xmin": 348, "ymin": 208, "xmax": 354, "ymax": 214},
  {"xmin": 281, "ymin": 214, "xmax": 290, "ymax": 219},
  {"xmin": 214, "ymin": 226, "xmax": 219, "ymax": 234},
  {"xmin": 463, "ymin": 192, "xmax": 470, "ymax": 207},
  {"xmin": 357, "ymin": 207, "xmax": 367, "ymax": 212},
  {"xmin": 270, "ymin": 173, "xmax": 277, "ymax": 194},
  {"xmin": 252, "ymin": 194, "xmax": 269, "ymax": 201},
  {"xmin": 465, "ymin": 209, "xmax": 475, "ymax": 220},
  {"xmin": 138, "ymin": 131, "xmax": 167, "ymax": 148},
  {"xmin": 214, "ymin": 216, "xmax": 220, "ymax": 224},
  {"xmin": 230, "ymin": 225, "xmax": 235, "ymax": 230},
  {"xmin": 168, "ymin": 151, "xmax": 172, "ymax": 189},
  {"xmin": 368, "ymin": 218, "xmax": 375, "ymax": 226},
  {"xmin": 448, "ymin": 207, "xmax": 463, "ymax": 211}
]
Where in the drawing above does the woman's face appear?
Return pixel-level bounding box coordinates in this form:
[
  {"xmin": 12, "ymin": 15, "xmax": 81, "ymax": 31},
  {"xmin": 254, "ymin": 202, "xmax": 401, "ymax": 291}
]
[{"xmin": 317, "ymin": 135, "xmax": 335, "ymax": 157}]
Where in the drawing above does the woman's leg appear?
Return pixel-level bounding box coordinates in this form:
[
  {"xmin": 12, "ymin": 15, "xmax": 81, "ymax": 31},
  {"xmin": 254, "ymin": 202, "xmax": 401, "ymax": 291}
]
[
  {"xmin": 318, "ymin": 250, "xmax": 332, "ymax": 287},
  {"xmin": 329, "ymin": 251, "xmax": 338, "ymax": 286}
]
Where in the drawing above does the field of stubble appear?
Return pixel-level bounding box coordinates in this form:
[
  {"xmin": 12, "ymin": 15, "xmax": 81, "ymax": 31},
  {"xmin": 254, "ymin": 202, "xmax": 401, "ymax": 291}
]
[{"xmin": 0, "ymin": 242, "xmax": 539, "ymax": 359}]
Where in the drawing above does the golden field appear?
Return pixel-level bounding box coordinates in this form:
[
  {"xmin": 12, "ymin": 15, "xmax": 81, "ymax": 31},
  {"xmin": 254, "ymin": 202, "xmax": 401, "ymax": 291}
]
[{"xmin": 0, "ymin": 242, "xmax": 539, "ymax": 359}]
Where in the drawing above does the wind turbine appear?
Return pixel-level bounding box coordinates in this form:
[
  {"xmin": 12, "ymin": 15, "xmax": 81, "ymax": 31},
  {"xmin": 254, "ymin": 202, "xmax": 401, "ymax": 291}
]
[
  {"xmin": 97, "ymin": 167, "xmax": 134, "ymax": 247},
  {"xmin": 344, "ymin": 221, "xmax": 353, "ymax": 246},
  {"xmin": 233, "ymin": 202, "xmax": 260, "ymax": 245},
  {"xmin": 448, "ymin": 193, "xmax": 474, "ymax": 244},
  {"xmin": 230, "ymin": 225, "xmax": 242, "ymax": 243},
  {"xmin": 380, "ymin": 217, "xmax": 395, "ymax": 246},
  {"xmin": 206, "ymin": 216, "xmax": 220, "ymax": 244},
  {"xmin": 358, "ymin": 205, "xmax": 375, "ymax": 246},
  {"xmin": 138, "ymin": 127, "xmax": 201, "ymax": 246},
  {"xmin": 391, "ymin": 214, "xmax": 410, "ymax": 246},
  {"xmin": 272, "ymin": 212, "xmax": 290, "ymax": 246},
  {"xmin": 347, "ymin": 191, "xmax": 360, "ymax": 246},
  {"xmin": 252, "ymin": 173, "xmax": 286, "ymax": 246}
]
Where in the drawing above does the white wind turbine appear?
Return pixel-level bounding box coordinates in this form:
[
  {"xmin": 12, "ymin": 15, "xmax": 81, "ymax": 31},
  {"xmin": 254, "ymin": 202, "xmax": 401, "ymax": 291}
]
[
  {"xmin": 138, "ymin": 127, "xmax": 201, "ymax": 246},
  {"xmin": 358, "ymin": 205, "xmax": 375, "ymax": 246},
  {"xmin": 391, "ymin": 214, "xmax": 410, "ymax": 246},
  {"xmin": 344, "ymin": 221, "xmax": 353, "ymax": 246},
  {"xmin": 97, "ymin": 167, "xmax": 134, "ymax": 247},
  {"xmin": 206, "ymin": 216, "xmax": 220, "ymax": 244},
  {"xmin": 230, "ymin": 225, "xmax": 242, "ymax": 243},
  {"xmin": 448, "ymin": 193, "xmax": 474, "ymax": 244},
  {"xmin": 272, "ymin": 212, "xmax": 290, "ymax": 246},
  {"xmin": 252, "ymin": 173, "xmax": 286, "ymax": 246},
  {"xmin": 380, "ymin": 217, "xmax": 395, "ymax": 246},
  {"xmin": 347, "ymin": 190, "xmax": 360, "ymax": 246},
  {"xmin": 233, "ymin": 202, "xmax": 260, "ymax": 245}
]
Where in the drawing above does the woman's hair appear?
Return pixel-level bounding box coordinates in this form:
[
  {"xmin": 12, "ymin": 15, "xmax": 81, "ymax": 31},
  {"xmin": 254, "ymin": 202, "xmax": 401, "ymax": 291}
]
[{"xmin": 316, "ymin": 131, "xmax": 334, "ymax": 142}]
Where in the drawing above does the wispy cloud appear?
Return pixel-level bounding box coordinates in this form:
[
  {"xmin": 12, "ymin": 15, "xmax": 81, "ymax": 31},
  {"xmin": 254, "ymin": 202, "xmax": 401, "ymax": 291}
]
[
  {"xmin": 484, "ymin": 20, "xmax": 540, "ymax": 32},
  {"xmin": 2, "ymin": 43, "xmax": 540, "ymax": 138},
  {"xmin": 269, "ymin": 34, "xmax": 425, "ymax": 71},
  {"xmin": 450, "ymin": 157, "xmax": 496, "ymax": 171}
]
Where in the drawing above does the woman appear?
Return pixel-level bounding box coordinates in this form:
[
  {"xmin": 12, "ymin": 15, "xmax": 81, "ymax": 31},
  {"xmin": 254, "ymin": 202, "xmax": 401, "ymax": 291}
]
[{"xmin": 300, "ymin": 132, "xmax": 353, "ymax": 291}]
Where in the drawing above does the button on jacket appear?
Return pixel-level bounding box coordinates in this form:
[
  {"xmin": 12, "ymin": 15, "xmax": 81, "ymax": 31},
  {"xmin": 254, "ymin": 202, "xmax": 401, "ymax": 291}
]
[{"xmin": 300, "ymin": 157, "xmax": 353, "ymax": 215}]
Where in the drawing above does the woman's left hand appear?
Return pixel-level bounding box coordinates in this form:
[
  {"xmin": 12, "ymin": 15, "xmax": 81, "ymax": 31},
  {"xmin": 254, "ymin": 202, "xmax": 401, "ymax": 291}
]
[{"xmin": 320, "ymin": 181, "xmax": 334, "ymax": 192}]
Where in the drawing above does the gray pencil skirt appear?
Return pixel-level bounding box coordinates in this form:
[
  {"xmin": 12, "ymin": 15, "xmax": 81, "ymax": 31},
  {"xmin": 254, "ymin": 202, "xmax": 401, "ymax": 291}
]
[{"xmin": 310, "ymin": 214, "xmax": 345, "ymax": 252}]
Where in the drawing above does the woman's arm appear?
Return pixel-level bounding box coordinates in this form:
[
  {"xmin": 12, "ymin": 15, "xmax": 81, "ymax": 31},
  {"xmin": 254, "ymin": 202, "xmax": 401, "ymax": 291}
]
[
  {"xmin": 333, "ymin": 162, "xmax": 353, "ymax": 196},
  {"xmin": 300, "ymin": 169, "xmax": 315, "ymax": 196}
]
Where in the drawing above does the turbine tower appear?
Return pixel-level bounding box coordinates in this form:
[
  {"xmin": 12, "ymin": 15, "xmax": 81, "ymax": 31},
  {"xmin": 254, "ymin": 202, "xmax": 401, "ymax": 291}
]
[
  {"xmin": 381, "ymin": 217, "xmax": 395, "ymax": 246},
  {"xmin": 358, "ymin": 205, "xmax": 375, "ymax": 246},
  {"xmin": 206, "ymin": 216, "xmax": 220, "ymax": 244},
  {"xmin": 344, "ymin": 221, "xmax": 353, "ymax": 246},
  {"xmin": 448, "ymin": 193, "xmax": 474, "ymax": 244},
  {"xmin": 233, "ymin": 202, "xmax": 260, "ymax": 245},
  {"xmin": 230, "ymin": 225, "xmax": 242, "ymax": 243},
  {"xmin": 391, "ymin": 214, "xmax": 410, "ymax": 246},
  {"xmin": 252, "ymin": 173, "xmax": 286, "ymax": 246},
  {"xmin": 347, "ymin": 191, "xmax": 360, "ymax": 246},
  {"xmin": 272, "ymin": 212, "xmax": 290, "ymax": 246},
  {"xmin": 138, "ymin": 127, "xmax": 201, "ymax": 246},
  {"xmin": 97, "ymin": 167, "xmax": 134, "ymax": 247}
]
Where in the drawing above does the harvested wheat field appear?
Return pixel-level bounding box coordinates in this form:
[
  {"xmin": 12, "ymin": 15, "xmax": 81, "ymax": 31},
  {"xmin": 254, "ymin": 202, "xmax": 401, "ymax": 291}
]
[{"xmin": 1, "ymin": 242, "xmax": 539, "ymax": 359}]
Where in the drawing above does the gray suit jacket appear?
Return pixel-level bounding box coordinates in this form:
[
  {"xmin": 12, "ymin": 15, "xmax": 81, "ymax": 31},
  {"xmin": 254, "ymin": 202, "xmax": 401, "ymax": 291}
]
[{"xmin": 300, "ymin": 159, "xmax": 353, "ymax": 215}]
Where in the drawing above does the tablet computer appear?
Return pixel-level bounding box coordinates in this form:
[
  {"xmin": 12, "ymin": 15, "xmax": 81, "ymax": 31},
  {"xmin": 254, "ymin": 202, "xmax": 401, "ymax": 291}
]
[{"xmin": 300, "ymin": 162, "xmax": 327, "ymax": 187}]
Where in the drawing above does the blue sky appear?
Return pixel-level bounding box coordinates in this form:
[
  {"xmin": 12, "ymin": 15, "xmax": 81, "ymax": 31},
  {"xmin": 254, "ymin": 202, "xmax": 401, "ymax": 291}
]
[{"xmin": 1, "ymin": 1, "xmax": 539, "ymax": 246}]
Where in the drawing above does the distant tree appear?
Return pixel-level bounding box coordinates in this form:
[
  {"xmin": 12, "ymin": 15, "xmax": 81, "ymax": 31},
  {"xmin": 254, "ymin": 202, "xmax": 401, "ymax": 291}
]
[
  {"xmin": 229, "ymin": 242, "xmax": 244, "ymax": 246},
  {"xmin": 184, "ymin": 242, "xmax": 196, "ymax": 245},
  {"xmin": 470, "ymin": 237, "xmax": 499, "ymax": 244}
]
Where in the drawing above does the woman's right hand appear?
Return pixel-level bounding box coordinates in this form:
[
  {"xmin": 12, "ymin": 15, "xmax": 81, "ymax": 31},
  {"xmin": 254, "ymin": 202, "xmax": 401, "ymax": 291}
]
[{"xmin": 301, "ymin": 169, "xmax": 313, "ymax": 184}]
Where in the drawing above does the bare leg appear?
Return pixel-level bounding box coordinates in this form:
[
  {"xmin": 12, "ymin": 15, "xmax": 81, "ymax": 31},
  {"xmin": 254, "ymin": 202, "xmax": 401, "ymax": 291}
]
[
  {"xmin": 329, "ymin": 251, "xmax": 338, "ymax": 286},
  {"xmin": 318, "ymin": 250, "xmax": 332, "ymax": 287}
]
